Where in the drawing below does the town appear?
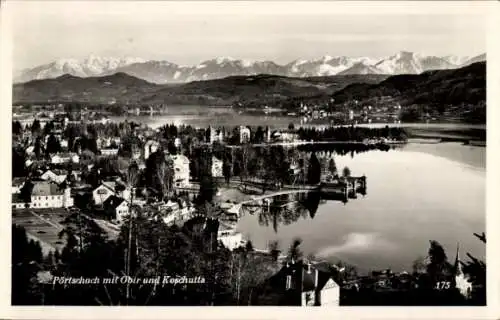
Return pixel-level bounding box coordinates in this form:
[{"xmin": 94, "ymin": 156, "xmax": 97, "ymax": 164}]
[{"xmin": 11, "ymin": 106, "xmax": 485, "ymax": 306}]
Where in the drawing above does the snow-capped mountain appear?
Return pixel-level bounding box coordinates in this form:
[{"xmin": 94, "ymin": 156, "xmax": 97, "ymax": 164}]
[
  {"xmin": 285, "ymin": 56, "xmax": 378, "ymax": 77},
  {"xmin": 15, "ymin": 55, "xmax": 146, "ymax": 83},
  {"xmin": 442, "ymin": 55, "xmax": 471, "ymax": 66},
  {"xmin": 460, "ymin": 53, "xmax": 486, "ymax": 67},
  {"xmin": 15, "ymin": 52, "xmax": 485, "ymax": 84},
  {"xmin": 337, "ymin": 62, "xmax": 382, "ymax": 75},
  {"xmin": 373, "ymin": 51, "xmax": 456, "ymax": 75}
]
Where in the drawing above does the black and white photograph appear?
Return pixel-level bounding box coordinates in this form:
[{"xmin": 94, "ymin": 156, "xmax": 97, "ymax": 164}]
[{"xmin": 1, "ymin": 0, "xmax": 498, "ymax": 315}]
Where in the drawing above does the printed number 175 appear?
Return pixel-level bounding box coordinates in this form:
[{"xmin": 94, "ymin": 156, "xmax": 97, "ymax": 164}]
[{"xmin": 435, "ymin": 281, "xmax": 451, "ymax": 290}]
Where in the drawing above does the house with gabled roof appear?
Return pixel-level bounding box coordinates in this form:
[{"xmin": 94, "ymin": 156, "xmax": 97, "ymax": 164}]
[
  {"xmin": 40, "ymin": 169, "xmax": 68, "ymax": 184},
  {"xmin": 254, "ymin": 260, "xmax": 340, "ymax": 306},
  {"xmin": 103, "ymin": 195, "xmax": 129, "ymax": 223},
  {"xmin": 21, "ymin": 181, "xmax": 73, "ymax": 209},
  {"xmin": 92, "ymin": 181, "xmax": 117, "ymax": 205}
]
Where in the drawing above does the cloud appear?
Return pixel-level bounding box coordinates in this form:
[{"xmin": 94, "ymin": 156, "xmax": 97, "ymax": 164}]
[{"xmin": 315, "ymin": 232, "xmax": 396, "ymax": 258}]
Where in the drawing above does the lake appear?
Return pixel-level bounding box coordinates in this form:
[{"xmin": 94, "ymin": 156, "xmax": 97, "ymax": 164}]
[
  {"xmin": 236, "ymin": 142, "xmax": 485, "ymax": 273},
  {"xmin": 108, "ymin": 106, "xmax": 486, "ymax": 130},
  {"xmin": 111, "ymin": 109, "xmax": 486, "ymax": 273}
]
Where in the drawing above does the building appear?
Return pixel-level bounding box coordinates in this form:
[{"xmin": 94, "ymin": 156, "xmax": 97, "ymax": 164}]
[
  {"xmin": 171, "ymin": 155, "xmax": 190, "ymax": 188},
  {"xmin": 51, "ymin": 153, "xmax": 79, "ymax": 164},
  {"xmin": 174, "ymin": 137, "xmax": 182, "ymax": 149},
  {"xmin": 266, "ymin": 126, "xmax": 272, "ymax": 143},
  {"xmin": 103, "ymin": 195, "xmax": 129, "ymax": 223},
  {"xmin": 454, "ymin": 245, "xmax": 473, "ymax": 299},
  {"xmin": 273, "ymin": 131, "xmax": 299, "ymax": 143},
  {"xmin": 209, "ymin": 127, "xmax": 224, "ymax": 144},
  {"xmin": 217, "ymin": 223, "xmax": 244, "ymax": 251},
  {"xmin": 101, "ymin": 148, "xmax": 119, "ymax": 156},
  {"xmin": 239, "ymin": 126, "xmax": 251, "ymax": 144},
  {"xmin": 257, "ymin": 260, "xmax": 341, "ymax": 306},
  {"xmin": 212, "ymin": 157, "xmax": 224, "ymax": 178},
  {"xmin": 160, "ymin": 200, "xmax": 193, "ymax": 225},
  {"xmin": 144, "ymin": 140, "xmax": 160, "ymax": 160},
  {"xmin": 93, "ymin": 181, "xmax": 117, "ymax": 205},
  {"xmin": 25, "ymin": 181, "xmax": 73, "ymax": 209},
  {"xmin": 40, "ymin": 169, "xmax": 68, "ymax": 184}
]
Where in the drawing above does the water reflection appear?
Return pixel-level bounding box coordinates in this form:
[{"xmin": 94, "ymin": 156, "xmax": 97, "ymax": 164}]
[
  {"xmin": 242, "ymin": 183, "xmax": 367, "ymax": 233},
  {"xmin": 237, "ymin": 144, "xmax": 485, "ymax": 272}
]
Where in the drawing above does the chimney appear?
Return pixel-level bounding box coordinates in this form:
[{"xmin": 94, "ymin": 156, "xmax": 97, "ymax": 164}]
[{"xmin": 306, "ymin": 261, "xmax": 312, "ymax": 274}]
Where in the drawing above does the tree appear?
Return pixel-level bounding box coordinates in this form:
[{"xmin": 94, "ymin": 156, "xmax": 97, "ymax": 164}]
[
  {"xmin": 222, "ymin": 158, "xmax": 232, "ymax": 185},
  {"xmin": 240, "ymin": 145, "xmax": 251, "ymax": 183},
  {"xmin": 12, "ymin": 121, "xmax": 22, "ymax": 135},
  {"xmin": 328, "ymin": 158, "xmax": 338, "ymax": 177},
  {"xmin": 287, "ymin": 238, "xmax": 303, "ymax": 263},
  {"xmin": 12, "ymin": 147, "xmax": 26, "ymax": 178},
  {"xmin": 230, "ymin": 245, "xmax": 278, "ymax": 305},
  {"xmin": 157, "ymin": 157, "xmax": 174, "ymax": 198},
  {"xmin": 198, "ymin": 174, "xmax": 218, "ymax": 205},
  {"xmin": 34, "ymin": 136, "xmax": 43, "ymax": 159},
  {"xmin": 412, "ymin": 256, "xmax": 426, "ymax": 275},
  {"xmin": 426, "ymin": 240, "xmax": 454, "ymax": 289},
  {"xmin": 288, "ymin": 122, "xmax": 295, "ymax": 131},
  {"xmin": 342, "ymin": 166, "xmax": 351, "ymax": 178},
  {"xmin": 254, "ymin": 126, "xmax": 265, "ymax": 144},
  {"xmin": 31, "ymin": 119, "xmax": 41, "ymax": 136},
  {"xmin": 461, "ymin": 233, "xmax": 486, "ymax": 305},
  {"xmin": 46, "ymin": 134, "xmax": 62, "ymax": 156},
  {"xmin": 43, "ymin": 121, "xmax": 55, "ymax": 136},
  {"xmin": 11, "ymin": 224, "xmax": 44, "ymax": 305},
  {"xmin": 306, "ymin": 153, "xmax": 321, "ymax": 184}
]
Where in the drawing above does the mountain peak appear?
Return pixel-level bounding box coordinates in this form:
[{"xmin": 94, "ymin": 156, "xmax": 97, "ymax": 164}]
[
  {"xmin": 15, "ymin": 52, "xmax": 485, "ymax": 84},
  {"xmin": 214, "ymin": 56, "xmax": 236, "ymax": 64},
  {"xmin": 394, "ymin": 51, "xmax": 414, "ymax": 59}
]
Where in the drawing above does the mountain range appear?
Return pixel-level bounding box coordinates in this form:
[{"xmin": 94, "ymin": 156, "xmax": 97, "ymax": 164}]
[
  {"xmin": 14, "ymin": 52, "xmax": 485, "ymax": 84},
  {"xmin": 13, "ymin": 62, "xmax": 485, "ymax": 109}
]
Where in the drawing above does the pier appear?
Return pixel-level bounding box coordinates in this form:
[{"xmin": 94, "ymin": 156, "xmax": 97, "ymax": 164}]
[{"xmin": 227, "ymin": 176, "xmax": 367, "ymax": 214}]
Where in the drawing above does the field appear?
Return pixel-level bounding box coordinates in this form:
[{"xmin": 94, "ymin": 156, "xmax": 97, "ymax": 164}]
[{"xmin": 12, "ymin": 208, "xmax": 70, "ymax": 254}]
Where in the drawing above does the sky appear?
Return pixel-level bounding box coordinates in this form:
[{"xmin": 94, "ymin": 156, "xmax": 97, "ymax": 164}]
[{"xmin": 7, "ymin": 1, "xmax": 489, "ymax": 70}]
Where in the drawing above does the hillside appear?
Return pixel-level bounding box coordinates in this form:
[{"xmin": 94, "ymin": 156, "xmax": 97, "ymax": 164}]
[
  {"xmin": 13, "ymin": 73, "xmax": 160, "ymax": 104},
  {"xmin": 330, "ymin": 62, "xmax": 486, "ymax": 107},
  {"xmin": 12, "ymin": 73, "xmax": 388, "ymax": 106}
]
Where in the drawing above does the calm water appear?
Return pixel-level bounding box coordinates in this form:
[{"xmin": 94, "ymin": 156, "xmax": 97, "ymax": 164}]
[
  {"xmin": 109, "ymin": 106, "xmax": 486, "ymax": 130},
  {"xmin": 113, "ymin": 108, "xmax": 486, "ymax": 273},
  {"xmin": 237, "ymin": 143, "xmax": 485, "ymax": 273}
]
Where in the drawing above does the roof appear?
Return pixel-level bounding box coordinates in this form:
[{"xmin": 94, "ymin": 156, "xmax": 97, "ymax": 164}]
[
  {"xmin": 103, "ymin": 195, "xmax": 126, "ymax": 209},
  {"xmin": 218, "ymin": 222, "xmax": 235, "ymax": 232},
  {"xmin": 52, "ymin": 153, "xmax": 73, "ymax": 159},
  {"xmin": 171, "ymin": 154, "xmax": 190, "ymax": 164},
  {"xmin": 270, "ymin": 260, "xmax": 338, "ymax": 293},
  {"xmin": 44, "ymin": 169, "xmax": 68, "ymax": 176},
  {"xmin": 99, "ymin": 181, "xmax": 116, "ymax": 192},
  {"xmin": 31, "ymin": 181, "xmax": 65, "ymax": 196}
]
